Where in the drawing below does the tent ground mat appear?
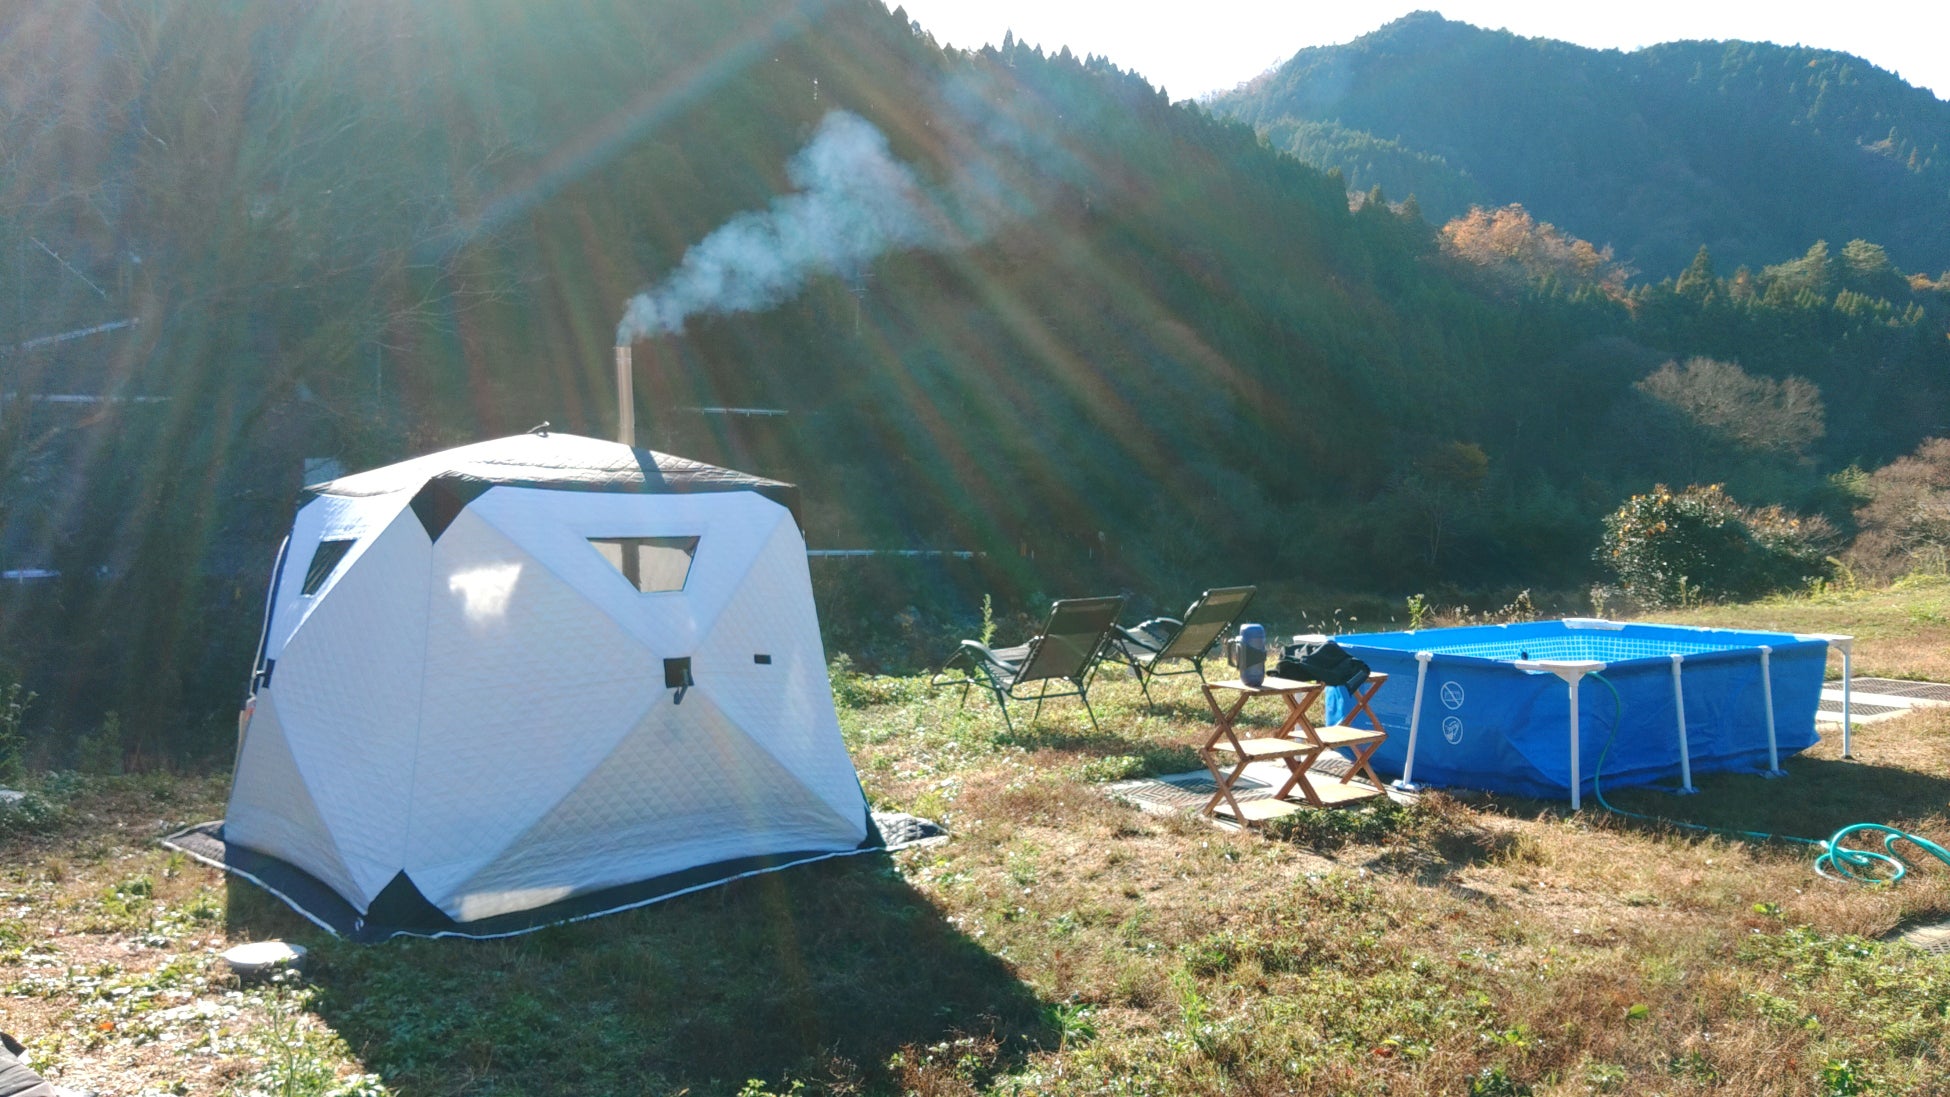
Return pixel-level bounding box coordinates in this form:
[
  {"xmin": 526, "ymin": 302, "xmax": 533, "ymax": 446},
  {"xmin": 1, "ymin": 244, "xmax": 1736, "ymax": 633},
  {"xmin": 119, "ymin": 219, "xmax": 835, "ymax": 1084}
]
[{"xmin": 163, "ymin": 819, "xmax": 896, "ymax": 942}]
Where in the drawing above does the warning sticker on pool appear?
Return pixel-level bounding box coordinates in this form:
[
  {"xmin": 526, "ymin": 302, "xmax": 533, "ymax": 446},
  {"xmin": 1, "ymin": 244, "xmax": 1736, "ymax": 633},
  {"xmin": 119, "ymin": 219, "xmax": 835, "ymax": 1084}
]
[
  {"xmin": 1440, "ymin": 682, "xmax": 1466, "ymax": 710},
  {"xmin": 1441, "ymin": 716, "xmax": 1464, "ymax": 744}
]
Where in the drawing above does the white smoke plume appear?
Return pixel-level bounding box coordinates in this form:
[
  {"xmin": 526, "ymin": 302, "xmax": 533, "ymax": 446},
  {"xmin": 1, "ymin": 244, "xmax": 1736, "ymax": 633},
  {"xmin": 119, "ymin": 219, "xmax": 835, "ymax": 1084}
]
[{"xmin": 617, "ymin": 111, "xmax": 952, "ymax": 343}]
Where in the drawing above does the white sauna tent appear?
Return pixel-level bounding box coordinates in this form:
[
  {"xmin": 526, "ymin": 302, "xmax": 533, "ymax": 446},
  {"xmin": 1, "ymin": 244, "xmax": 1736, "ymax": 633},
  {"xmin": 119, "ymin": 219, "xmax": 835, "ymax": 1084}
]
[{"xmin": 197, "ymin": 430, "xmax": 877, "ymax": 940}]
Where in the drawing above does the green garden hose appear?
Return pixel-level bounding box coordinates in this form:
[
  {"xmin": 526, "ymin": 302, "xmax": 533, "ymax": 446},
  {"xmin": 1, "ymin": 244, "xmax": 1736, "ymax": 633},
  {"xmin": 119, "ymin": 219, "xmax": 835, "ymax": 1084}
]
[{"xmin": 1586, "ymin": 672, "xmax": 1950, "ymax": 885}]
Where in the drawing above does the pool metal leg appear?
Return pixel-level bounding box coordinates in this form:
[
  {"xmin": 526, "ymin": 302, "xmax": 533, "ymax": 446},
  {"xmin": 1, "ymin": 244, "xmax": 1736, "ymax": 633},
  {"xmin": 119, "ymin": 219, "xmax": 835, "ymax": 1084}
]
[
  {"xmin": 1516, "ymin": 659, "xmax": 1609, "ymax": 811},
  {"xmin": 1568, "ymin": 677, "xmax": 1582, "ymax": 810},
  {"xmin": 1759, "ymin": 645, "xmax": 1786, "ymax": 778},
  {"xmin": 1798, "ymin": 632, "xmax": 1859, "ymax": 760},
  {"xmin": 1838, "ymin": 639, "xmax": 1854, "ymax": 759},
  {"xmin": 1392, "ymin": 651, "xmax": 1434, "ymax": 792},
  {"xmin": 1670, "ymin": 654, "xmax": 1698, "ymax": 795}
]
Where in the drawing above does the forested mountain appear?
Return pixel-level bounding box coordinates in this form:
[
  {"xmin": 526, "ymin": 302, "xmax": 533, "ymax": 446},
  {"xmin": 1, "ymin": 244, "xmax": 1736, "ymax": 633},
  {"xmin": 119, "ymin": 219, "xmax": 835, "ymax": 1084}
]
[
  {"xmin": 1211, "ymin": 12, "xmax": 1950, "ymax": 277},
  {"xmin": 2, "ymin": 0, "xmax": 1947, "ymax": 757}
]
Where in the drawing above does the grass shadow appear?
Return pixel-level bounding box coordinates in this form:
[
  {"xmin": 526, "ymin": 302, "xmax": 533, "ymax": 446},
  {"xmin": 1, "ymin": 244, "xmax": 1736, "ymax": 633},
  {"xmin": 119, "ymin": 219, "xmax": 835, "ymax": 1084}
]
[
  {"xmin": 226, "ymin": 854, "xmax": 1055, "ymax": 1095},
  {"xmin": 985, "ymin": 725, "xmax": 1205, "ymax": 785},
  {"xmin": 1260, "ymin": 794, "xmax": 1526, "ymax": 888},
  {"xmin": 1362, "ymin": 830, "xmax": 1525, "ymax": 889},
  {"xmin": 1131, "ymin": 705, "xmax": 1215, "ymax": 727},
  {"xmin": 1462, "ymin": 753, "xmax": 1950, "ymax": 844},
  {"xmin": 1601, "ymin": 754, "xmax": 1950, "ymax": 839}
]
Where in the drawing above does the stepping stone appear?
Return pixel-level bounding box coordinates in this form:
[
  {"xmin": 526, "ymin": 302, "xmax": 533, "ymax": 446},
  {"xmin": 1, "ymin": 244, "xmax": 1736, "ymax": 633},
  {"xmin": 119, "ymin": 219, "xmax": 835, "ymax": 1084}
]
[
  {"xmin": 1106, "ymin": 757, "xmax": 1410, "ymax": 821},
  {"xmin": 222, "ymin": 940, "xmax": 306, "ymax": 979},
  {"xmin": 1893, "ymin": 919, "xmax": 1950, "ymax": 954},
  {"xmin": 1817, "ymin": 676, "xmax": 1950, "ymax": 727}
]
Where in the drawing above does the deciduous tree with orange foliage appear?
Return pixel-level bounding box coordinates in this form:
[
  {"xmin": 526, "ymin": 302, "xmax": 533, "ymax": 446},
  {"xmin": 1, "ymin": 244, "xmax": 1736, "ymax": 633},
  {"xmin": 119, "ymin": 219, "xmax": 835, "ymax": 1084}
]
[{"xmin": 1440, "ymin": 203, "xmax": 1631, "ymax": 293}]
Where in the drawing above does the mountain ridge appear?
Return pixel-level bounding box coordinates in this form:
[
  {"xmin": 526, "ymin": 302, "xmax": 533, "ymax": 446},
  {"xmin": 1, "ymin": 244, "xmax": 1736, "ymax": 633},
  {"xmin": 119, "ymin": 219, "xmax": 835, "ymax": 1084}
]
[{"xmin": 1211, "ymin": 11, "xmax": 1950, "ymax": 276}]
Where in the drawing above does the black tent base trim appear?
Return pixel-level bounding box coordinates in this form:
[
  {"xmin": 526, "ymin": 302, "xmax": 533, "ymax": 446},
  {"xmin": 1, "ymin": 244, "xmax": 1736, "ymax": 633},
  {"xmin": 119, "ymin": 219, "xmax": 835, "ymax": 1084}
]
[{"xmin": 162, "ymin": 819, "xmax": 890, "ymax": 942}]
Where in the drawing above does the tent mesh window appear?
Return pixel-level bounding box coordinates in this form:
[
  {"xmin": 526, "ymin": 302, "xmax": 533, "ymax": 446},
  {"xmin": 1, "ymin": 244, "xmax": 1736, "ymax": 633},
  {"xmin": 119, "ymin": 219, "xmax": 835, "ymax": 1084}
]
[
  {"xmin": 301, "ymin": 539, "xmax": 355, "ymax": 596},
  {"xmin": 589, "ymin": 536, "xmax": 699, "ymax": 592}
]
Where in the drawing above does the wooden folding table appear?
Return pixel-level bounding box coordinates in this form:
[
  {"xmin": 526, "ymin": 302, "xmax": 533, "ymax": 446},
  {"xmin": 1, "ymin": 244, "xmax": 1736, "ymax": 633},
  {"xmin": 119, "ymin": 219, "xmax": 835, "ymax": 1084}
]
[
  {"xmin": 1198, "ymin": 673, "xmax": 1392, "ymax": 826},
  {"xmin": 1197, "ymin": 676, "xmax": 1319, "ymax": 824},
  {"xmin": 1305, "ymin": 672, "xmax": 1392, "ymax": 797}
]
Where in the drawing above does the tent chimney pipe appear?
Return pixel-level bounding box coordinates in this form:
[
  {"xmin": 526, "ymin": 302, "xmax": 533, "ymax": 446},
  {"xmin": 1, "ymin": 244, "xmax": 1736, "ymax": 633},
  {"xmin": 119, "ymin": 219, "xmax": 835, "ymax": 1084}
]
[{"xmin": 615, "ymin": 344, "xmax": 634, "ymax": 445}]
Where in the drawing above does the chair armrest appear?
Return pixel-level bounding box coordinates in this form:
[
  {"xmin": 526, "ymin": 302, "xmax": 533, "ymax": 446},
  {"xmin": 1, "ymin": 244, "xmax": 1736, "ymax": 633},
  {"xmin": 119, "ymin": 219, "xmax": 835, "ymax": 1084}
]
[
  {"xmin": 1120, "ymin": 617, "xmax": 1181, "ymax": 650},
  {"xmin": 960, "ymin": 639, "xmax": 1026, "ymax": 675},
  {"xmin": 1110, "ymin": 626, "xmax": 1158, "ymax": 655},
  {"xmin": 934, "ymin": 640, "xmax": 1012, "ymax": 685}
]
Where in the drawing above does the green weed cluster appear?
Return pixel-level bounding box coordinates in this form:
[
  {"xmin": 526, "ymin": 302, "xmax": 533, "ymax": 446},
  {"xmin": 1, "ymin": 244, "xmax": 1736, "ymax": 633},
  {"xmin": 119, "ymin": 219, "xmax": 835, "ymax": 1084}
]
[
  {"xmin": 0, "ymin": 681, "xmax": 34, "ymax": 784},
  {"xmin": 0, "ymin": 790, "xmax": 63, "ymax": 839},
  {"xmin": 826, "ymin": 659, "xmax": 932, "ymax": 708},
  {"xmin": 1073, "ymin": 746, "xmax": 1202, "ymax": 783},
  {"xmin": 1263, "ymin": 795, "xmax": 1500, "ymax": 860}
]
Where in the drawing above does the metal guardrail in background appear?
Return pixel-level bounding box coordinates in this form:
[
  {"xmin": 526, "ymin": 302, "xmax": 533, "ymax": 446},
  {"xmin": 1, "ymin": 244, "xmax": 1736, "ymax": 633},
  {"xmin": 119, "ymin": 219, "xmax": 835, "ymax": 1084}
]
[{"xmin": 806, "ymin": 550, "xmax": 981, "ymax": 558}]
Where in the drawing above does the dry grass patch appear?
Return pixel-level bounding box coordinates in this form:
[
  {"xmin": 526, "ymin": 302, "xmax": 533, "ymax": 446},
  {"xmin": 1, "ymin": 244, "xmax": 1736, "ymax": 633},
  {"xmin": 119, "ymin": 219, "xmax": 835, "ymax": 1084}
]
[
  {"xmin": 1649, "ymin": 572, "xmax": 1950, "ymax": 681},
  {"xmin": 0, "ymin": 775, "xmax": 375, "ymax": 1096},
  {"xmin": 11, "ymin": 588, "xmax": 1950, "ymax": 1094},
  {"xmin": 841, "ymin": 660, "xmax": 1950, "ymax": 1094}
]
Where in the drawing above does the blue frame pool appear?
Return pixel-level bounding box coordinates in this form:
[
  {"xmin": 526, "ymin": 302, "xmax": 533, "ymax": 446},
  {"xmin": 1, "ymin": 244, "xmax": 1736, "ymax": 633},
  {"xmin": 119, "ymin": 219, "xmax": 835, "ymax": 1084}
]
[{"xmin": 1325, "ymin": 619, "xmax": 1834, "ymax": 800}]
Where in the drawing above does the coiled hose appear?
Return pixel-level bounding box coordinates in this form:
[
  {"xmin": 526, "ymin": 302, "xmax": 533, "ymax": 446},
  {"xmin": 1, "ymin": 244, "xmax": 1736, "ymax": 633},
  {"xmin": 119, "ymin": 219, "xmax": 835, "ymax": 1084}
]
[{"xmin": 1587, "ymin": 672, "xmax": 1950, "ymax": 885}]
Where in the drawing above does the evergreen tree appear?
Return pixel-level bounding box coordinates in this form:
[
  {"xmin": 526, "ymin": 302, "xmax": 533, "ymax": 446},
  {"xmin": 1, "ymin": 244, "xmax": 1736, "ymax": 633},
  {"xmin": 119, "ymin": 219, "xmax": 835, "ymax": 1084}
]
[
  {"xmin": 1763, "ymin": 240, "xmax": 1835, "ymax": 300},
  {"xmin": 1677, "ymin": 245, "xmax": 1718, "ymax": 299}
]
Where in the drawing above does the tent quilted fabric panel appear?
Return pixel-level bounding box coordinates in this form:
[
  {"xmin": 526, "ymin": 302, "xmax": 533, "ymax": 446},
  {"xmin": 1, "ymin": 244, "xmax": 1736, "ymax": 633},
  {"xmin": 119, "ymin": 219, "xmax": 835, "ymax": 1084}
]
[
  {"xmin": 404, "ymin": 506, "xmax": 658, "ymax": 908},
  {"xmin": 443, "ymin": 691, "xmax": 863, "ymax": 921},
  {"xmin": 265, "ymin": 491, "xmax": 415, "ymax": 659},
  {"xmin": 222, "ymin": 690, "xmax": 366, "ymax": 909},
  {"xmin": 244, "ymin": 505, "xmax": 432, "ymax": 905},
  {"xmin": 698, "ymin": 513, "xmax": 866, "ymax": 825},
  {"xmin": 463, "ymin": 486, "xmax": 777, "ymax": 657}
]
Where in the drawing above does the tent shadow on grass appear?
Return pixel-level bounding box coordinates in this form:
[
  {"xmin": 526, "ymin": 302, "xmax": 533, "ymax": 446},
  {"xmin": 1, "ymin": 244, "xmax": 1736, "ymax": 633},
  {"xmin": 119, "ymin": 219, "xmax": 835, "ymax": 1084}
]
[{"xmin": 226, "ymin": 854, "xmax": 1056, "ymax": 1094}]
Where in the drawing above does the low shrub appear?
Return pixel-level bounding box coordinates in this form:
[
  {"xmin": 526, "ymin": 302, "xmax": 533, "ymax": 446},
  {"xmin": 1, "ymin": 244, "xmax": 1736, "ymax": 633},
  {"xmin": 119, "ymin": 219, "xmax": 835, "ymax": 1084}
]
[
  {"xmin": 0, "ymin": 789, "xmax": 65, "ymax": 838},
  {"xmin": 1596, "ymin": 484, "xmax": 1834, "ymax": 607},
  {"xmin": 828, "ymin": 656, "xmax": 932, "ymax": 708},
  {"xmin": 1266, "ymin": 798, "xmax": 1417, "ymax": 850}
]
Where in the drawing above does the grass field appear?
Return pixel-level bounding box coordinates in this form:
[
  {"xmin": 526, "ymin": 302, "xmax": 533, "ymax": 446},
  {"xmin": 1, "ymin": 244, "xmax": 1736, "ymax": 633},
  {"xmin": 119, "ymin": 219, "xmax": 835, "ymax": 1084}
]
[{"xmin": 7, "ymin": 581, "xmax": 1950, "ymax": 1094}]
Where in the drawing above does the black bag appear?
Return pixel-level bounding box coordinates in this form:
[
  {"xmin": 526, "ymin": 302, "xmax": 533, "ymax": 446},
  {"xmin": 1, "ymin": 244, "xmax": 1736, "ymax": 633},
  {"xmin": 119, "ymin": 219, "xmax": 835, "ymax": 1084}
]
[{"xmin": 1276, "ymin": 639, "xmax": 1370, "ymax": 688}]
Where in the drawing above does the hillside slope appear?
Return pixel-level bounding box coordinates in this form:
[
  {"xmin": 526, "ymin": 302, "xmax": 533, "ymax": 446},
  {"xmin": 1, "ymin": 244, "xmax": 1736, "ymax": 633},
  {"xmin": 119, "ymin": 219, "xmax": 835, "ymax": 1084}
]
[
  {"xmin": 1211, "ymin": 11, "xmax": 1950, "ymax": 276},
  {"xmin": 1, "ymin": 0, "xmax": 1946, "ymax": 750}
]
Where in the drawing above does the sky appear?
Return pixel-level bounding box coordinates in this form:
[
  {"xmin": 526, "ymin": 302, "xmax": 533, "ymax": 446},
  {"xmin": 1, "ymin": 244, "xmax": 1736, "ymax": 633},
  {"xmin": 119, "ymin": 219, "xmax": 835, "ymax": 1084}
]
[{"xmin": 894, "ymin": 1, "xmax": 1949, "ymax": 103}]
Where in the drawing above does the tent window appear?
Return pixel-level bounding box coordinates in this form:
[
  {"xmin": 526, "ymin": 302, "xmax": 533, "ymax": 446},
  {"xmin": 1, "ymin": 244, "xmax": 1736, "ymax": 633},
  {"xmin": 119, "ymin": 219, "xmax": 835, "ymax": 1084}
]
[
  {"xmin": 302, "ymin": 539, "xmax": 355, "ymax": 596},
  {"xmin": 590, "ymin": 536, "xmax": 699, "ymax": 593}
]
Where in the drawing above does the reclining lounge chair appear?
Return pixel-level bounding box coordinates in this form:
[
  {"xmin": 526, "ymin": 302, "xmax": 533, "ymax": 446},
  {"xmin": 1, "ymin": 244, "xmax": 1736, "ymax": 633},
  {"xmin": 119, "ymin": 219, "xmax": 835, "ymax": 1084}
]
[
  {"xmin": 1102, "ymin": 585, "xmax": 1256, "ymax": 709},
  {"xmin": 932, "ymin": 595, "xmax": 1126, "ymax": 733}
]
